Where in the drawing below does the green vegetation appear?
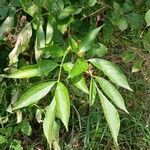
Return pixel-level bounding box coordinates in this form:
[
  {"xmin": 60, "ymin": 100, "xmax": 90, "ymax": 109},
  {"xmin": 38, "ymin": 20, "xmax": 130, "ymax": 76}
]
[{"xmin": 0, "ymin": 0, "xmax": 150, "ymax": 149}]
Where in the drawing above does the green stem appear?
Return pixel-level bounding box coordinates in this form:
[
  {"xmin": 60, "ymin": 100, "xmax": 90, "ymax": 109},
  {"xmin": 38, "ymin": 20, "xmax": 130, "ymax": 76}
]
[{"xmin": 57, "ymin": 48, "xmax": 70, "ymax": 82}]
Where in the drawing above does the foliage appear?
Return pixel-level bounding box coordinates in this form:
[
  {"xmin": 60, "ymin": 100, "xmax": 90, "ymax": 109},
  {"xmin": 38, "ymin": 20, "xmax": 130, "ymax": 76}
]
[{"xmin": 0, "ymin": 0, "xmax": 149, "ymax": 149}]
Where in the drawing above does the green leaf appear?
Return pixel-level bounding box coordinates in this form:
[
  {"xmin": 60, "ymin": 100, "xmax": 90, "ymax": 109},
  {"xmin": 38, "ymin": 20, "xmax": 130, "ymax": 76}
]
[
  {"xmin": 58, "ymin": 6, "xmax": 76, "ymax": 20},
  {"xmin": 123, "ymin": 0, "xmax": 134, "ymax": 13},
  {"xmin": 8, "ymin": 60, "xmax": 58, "ymax": 78},
  {"xmin": 63, "ymin": 62, "xmax": 74, "ymax": 72},
  {"xmin": 0, "ymin": 0, "xmax": 9, "ymax": 20},
  {"xmin": 63, "ymin": 62, "xmax": 89, "ymax": 93},
  {"xmin": 113, "ymin": 2, "xmax": 122, "ymax": 13},
  {"xmin": 41, "ymin": 44, "xmax": 64, "ymax": 58},
  {"xmin": 68, "ymin": 58, "xmax": 88, "ymax": 78},
  {"xmin": 87, "ymin": 43, "xmax": 108, "ymax": 57},
  {"xmin": 21, "ymin": 1, "xmax": 39, "ymax": 17},
  {"xmin": 58, "ymin": 16, "xmax": 74, "ymax": 34},
  {"xmin": 43, "ymin": 99, "xmax": 56, "ymax": 145},
  {"xmin": 145, "ymin": 9, "xmax": 150, "ymax": 26},
  {"xmin": 95, "ymin": 76, "xmax": 129, "ymax": 113},
  {"xmin": 97, "ymin": 87, "xmax": 120, "ymax": 145},
  {"xmin": 36, "ymin": 21, "xmax": 45, "ymax": 49},
  {"xmin": 143, "ymin": 29, "xmax": 150, "ymax": 52},
  {"xmin": 9, "ymin": 23, "xmax": 32, "ymax": 65},
  {"xmin": 132, "ymin": 59, "xmax": 143, "ymax": 73},
  {"xmin": 86, "ymin": 0, "xmax": 97, "ymax": 7},
  {"xmin": 126, "ymin": 13, "xmax": 143, "ymax": 29},
  {"xmin": 78, "ymin": 26, "xmax": 103, "ymax": 53},
  {"xmin": 0, "ymin": 15, "xmax": 14, "ymax": 39},
  {"xmin": 103, "ymin": 20, "xmax": 113, "ymax": 43},
  {"xmin": 9, "ymin": 65, "xmax": 40, "ymax": 78},
  {"xmin": 71, "ymin": 75, "xmax": 89, "ymax": 94},
  {"xmin": 11, "ymin": 140, "xmax": 23, "ymax": 150},
  {"xmin": 13, "ymin": 81, "xmax": 55, "ymax": 110},
  {"xmin": 38, "ymin": 60, "xmax": 59, "ymax": 76},
  {"xmin": 20, "ymin": 121, "xmax": 32, "ymax": 136},
  {"xmin": 118, "ymin": 18, "xmax": 128, "ymax": 31},
  {"xmin": 89, "ymin": 78, "xmax": 97, "ymax": 106},
  {"xmin": 69, "ymin": 37, "xmax": 79, "ymax": 52},
  {"xmin": 121, "ymin": 51, "xmax": 136, "ymax": 63},
  {"xmin": 35, "ymin": 20, "xmax": 45, "ymax": 60},
  {"xmin": 89, "ymin": 58, "xmax": 133, "ymax": 91},
  {"xmin": 55, "ymin": 82, "xmax": 70, "ymax": 130},
  {"xmin": 46, "ymin": 17, "xmax": 53, "ymax": 44},
  {"xmin": 0, "ymin": 135, "xmax": 7, "ymax": 144}
]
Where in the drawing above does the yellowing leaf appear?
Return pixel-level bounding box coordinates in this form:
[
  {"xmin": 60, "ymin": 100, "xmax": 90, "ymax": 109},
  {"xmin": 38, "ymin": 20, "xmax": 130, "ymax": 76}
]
[
  {"xmin": 0, "ymin": 15, "xmax": 14, "ymax": 39},
  {"xmin": 9, "ymin": 23, "xmax": 32, "ymax": 65},
  {"xmin": 55, "ymin": 82, "xmax": 70, "ymax": 130},
  {"xmin": 13, "ymin": 82, "xmax": 55, "ymax": 110}
]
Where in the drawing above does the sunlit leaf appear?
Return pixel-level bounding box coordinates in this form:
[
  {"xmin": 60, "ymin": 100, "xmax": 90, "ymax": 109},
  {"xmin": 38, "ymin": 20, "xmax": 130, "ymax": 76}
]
[
  {"xmin": 55, "ymin": 82, "xmax": 70, "ymax": 130},
  {"xmin": 132, "ymin": 59, "xmax": 143, "ymax": 73},
  {"xmin": 145, "ymin": 9, "xmax": 150, "ymax": 26},
  {"xmin": 89, "ymin": 58, "xmax": 133, "ymax": 91},
  {"xmin": 89, "ymin": 77, "xmax": 97, "ymax": 106},
  {"xmin": 43, "ymin": 99, "xmax": 56, "ymax": 145},
  {"xmin": 9, "ymin": 65, "xmax": 40, "ymax": 78},
  {"xmin": 13, "ymin": 81, "xmax": 55, "ymax": 110},
  {"xmin": 58, "ymin": 6, "xmax": 76, "ymax": 20},
  {"xmin": 78, "ymin": 26, "xmax": 103, "ymax": 53},
  {"xmin": 69, "ymin": 37, "xmax": 79, "ymax": 52},
  {"xmin": 95, "ymin": 76, "xmax": 129, "ymax": 113},
  {"xmin": 46, "ymin": 17, "xmax": 53, "ymax": 44},
  {"xmin": 68, "ymin": 58, "xmax": 88, "ymax": 79},
  {"xmin": 97, "ymin": 87, "xmax": 120, "ymax": 145},
  {"xmin": 63, "ymin": 62, "xmax": 89, "ymax": 93},
  {"xmin": 118, "ymin": 17, "xmax": 128, "ymax": 31},
  {"xmin": 86, "ymin": 0, "xmax": 97, "ymax": 7},
  {"xmin": 143, "ymin": 29, "xmax": 150, "ymax": 52},
  {"xmin": 71, "ymin": 75, "xmax": 89, "ymax": 94},
  {"xmin": 35, "ymin": 20, "xmax": 45, "ymax": 61}
]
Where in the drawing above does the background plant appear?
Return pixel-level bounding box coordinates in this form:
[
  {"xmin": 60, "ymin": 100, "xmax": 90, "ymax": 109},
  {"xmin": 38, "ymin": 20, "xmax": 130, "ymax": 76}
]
[{"xmin": 0, "ymin": 0, "xmax": 150, "ymax": 149}]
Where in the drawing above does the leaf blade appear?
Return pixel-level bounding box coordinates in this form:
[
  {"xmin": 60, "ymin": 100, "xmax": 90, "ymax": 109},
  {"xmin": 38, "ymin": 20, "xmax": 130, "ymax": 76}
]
[
  {"xmin": 13, "ymin": 81, "xmax": 55, "ymax": 110},
  {"xmin": 68, "ymin": 58, "xmax": 88, "ymax": 79},
  {"xmin": 43, "ymin": 99, "xmax": 56, "ymax": 145},
  {"xmin": 78, "ymin": 25, "xmax": 104, "ymax": 53},
  {"xmin": 97, "ymin": 87, "xmax": 120, "ymax": 145},
  {"xmin": 55, "ymin": 82, "xmax": 70, "ymax": 130},
  {"xmin": 9, "ymin": 23, "xmax": 32, "ymax": 65},
  {"xmin": 89, "ymin": 58, "xmax": 133, "ymax": 91},
  {"xmin": 95, "ymin": 76, "xmax": 129, "ymax": 113}
]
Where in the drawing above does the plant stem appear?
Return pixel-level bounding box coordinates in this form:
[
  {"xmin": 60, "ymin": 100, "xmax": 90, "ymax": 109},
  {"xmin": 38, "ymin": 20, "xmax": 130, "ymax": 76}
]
[{"xmin": 57, "ymin": 48, "xmax": 70, "ymax": 82}]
